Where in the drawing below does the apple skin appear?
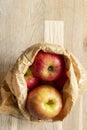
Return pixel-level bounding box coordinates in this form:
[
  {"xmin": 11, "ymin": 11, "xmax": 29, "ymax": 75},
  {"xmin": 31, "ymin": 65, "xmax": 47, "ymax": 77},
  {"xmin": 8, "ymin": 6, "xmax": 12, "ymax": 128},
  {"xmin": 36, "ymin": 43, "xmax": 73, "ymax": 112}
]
[
  {"xmin": 24, "ymin": 68, "xmax": 39, "ymax": 90},
  {"xmin": 55, "ymin": 68, "xmax": 68, "ymax": 91},
  {"xmin": 26, "ymin": 85, "xmax": 62, "ymax": 120},
  {"xmin": 31, "ymin": 50, "xmax": 65, "ymax": 81}
]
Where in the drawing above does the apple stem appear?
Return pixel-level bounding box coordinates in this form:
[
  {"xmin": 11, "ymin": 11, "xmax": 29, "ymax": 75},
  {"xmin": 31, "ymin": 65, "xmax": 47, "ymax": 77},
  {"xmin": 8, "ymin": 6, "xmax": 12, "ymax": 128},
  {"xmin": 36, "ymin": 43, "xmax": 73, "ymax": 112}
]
[{"xmin": 48, "ymin": 66, "xmax": 54, "ymax": 71}]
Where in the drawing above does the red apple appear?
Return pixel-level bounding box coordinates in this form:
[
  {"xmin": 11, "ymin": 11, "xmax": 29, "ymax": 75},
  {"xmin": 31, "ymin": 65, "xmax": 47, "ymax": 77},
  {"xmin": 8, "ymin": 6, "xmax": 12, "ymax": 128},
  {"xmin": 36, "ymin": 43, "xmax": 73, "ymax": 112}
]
[
  {"xmin": 24, "ymin": 68, "xmax": 39, "ymax": 90},
  {"xmin": 55, "ymin": 68, "xmax": 68, "ymax": 91},
  {"xmin": 26, "ymin": 85, "xmax": 62, "ymax": 120},
  {"xmin": 31, "ymin": 50, "xmax": 65, "ymax": 81}
]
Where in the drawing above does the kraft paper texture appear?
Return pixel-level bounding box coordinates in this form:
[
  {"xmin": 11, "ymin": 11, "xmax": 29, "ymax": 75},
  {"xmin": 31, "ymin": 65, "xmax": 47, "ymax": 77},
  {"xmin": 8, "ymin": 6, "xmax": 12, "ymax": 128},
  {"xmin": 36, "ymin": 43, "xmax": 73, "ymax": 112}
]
[{"xmin": 0, "ymin": 43, "xmax": 87, "ymax": 122}]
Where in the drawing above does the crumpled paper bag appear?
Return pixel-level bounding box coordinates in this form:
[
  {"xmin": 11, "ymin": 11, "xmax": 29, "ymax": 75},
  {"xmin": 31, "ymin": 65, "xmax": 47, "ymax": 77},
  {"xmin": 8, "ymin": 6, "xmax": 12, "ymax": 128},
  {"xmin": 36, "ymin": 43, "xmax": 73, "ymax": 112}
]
[{"xmin": 0, "ymin": 43, "xmax": 87, "ymax": 122}]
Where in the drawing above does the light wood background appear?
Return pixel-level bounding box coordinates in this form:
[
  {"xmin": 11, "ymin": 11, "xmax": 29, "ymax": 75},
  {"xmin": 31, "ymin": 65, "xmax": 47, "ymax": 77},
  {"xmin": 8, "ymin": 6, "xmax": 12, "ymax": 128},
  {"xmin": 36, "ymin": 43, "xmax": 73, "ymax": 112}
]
[{"xmin": 0, "ymin": 0, "xmax": 87, "ymax": 130}]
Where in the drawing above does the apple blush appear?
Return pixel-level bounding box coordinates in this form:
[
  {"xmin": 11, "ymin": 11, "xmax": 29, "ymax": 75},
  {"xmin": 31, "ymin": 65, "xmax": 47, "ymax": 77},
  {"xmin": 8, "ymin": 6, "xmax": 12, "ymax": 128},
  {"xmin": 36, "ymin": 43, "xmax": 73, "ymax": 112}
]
[
  {"xmin": 31, "ymin": 50, "xmax": 65, "ymax": 81},
  {"xmin": 26, "ymin": 85, "xmax": 62, "ymax": 120},
  {"xmin": 24, "ymin": 68, "xmax": 39, "ymax": 90}
]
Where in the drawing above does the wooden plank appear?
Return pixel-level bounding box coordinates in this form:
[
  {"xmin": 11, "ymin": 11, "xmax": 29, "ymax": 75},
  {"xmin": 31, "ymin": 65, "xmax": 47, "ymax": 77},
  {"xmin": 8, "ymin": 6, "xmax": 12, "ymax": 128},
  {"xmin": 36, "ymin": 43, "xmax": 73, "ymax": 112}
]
[
  {"xmin": 44, "ymin": 20, "xmax": 64, "ymax": 46},
  {"xmin": 0, "ymin": 0, "xmax": 44, "ymax": 83},
  {"xmin": 0, "ymin": 0, "xmax": 44, "ymax": 130},
  {"xmin": 0, "ymin": 115, "xmax": 12, "ymax": 130},
  {"xmin": 44, "ymin": 1, "xmax": 87, "ymax": 130},
  {"xmin": 17, "ymin": 119, "xmax": 43, "ymax": 130},
  {"xmin": 62, "ymin": 0, "xmax": 84, "ymax": 130},
  {"xmin": 62, "ymin": 1, "xmax": 87, "ymax": 130},
  {"xmin": 0, "ymin": 0, "xmax": 87, "ymax": 130},
  {"xmin": 11, "ymin": 117, "xmax": 18, "ymax": 130},
  {"xmin": 44, "ymin": 20, "xmax": 64, "ymax": 130},
  {"xmin": 82, "ymin": 1, "xmax": 87, "ymax": 130}
]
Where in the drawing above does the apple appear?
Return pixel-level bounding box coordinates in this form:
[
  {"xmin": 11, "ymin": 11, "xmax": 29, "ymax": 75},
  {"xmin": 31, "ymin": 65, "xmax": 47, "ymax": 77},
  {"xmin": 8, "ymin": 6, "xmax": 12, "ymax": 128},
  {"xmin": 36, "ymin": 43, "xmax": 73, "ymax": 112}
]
[
  {"xmin": 24, "ymin": 68, "xmax": 39, "ymax": 90},
  {"xmin": 31, "ymin": 50, "xmax": 65, "ymax": 81},
  {"xmin": 26, "ymin": 85, "xmax": 62, "ymax": 120},
  {"xmin": 55, "ymin": 68, "xmax": 68, "ymax": 91}
]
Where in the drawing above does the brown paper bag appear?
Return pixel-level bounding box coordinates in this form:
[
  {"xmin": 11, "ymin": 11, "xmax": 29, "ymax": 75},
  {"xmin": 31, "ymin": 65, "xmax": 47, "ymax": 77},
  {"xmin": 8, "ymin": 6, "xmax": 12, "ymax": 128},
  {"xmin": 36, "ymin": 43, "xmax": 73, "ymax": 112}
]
[{"xmin": 0, "ymin": 43, "xmax": 87, "ymax": 121}]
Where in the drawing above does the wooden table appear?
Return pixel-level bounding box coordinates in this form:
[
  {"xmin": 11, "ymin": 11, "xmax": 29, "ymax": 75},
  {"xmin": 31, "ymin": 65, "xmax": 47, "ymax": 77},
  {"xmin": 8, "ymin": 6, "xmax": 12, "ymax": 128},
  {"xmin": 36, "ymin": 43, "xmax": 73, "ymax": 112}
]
[{"xmin": 0, "ymin": 0, "xmax": 87, "ymax": 130}]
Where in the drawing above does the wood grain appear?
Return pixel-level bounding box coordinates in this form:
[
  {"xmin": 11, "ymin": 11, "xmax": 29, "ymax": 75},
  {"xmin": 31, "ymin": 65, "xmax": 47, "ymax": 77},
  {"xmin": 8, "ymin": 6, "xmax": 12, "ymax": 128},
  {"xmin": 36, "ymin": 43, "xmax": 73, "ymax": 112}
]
[
  {"xmin": 44, "ymin": 20, "xmax": 64, "ymax": 46},
  {"xmin": 0, "ymin": 0, "xmax": 44, "ymax": 83},
  {"xmin": 0, "ymin": 0, "xmax": 44, "ymax": 130},
  {"xmin": 0, "ymin": 0, "xmax": 87, "ymax": 130},
  {"xmin": 44, "ymin": 20, "xmax": 64, "ymax": 130},
  {"xmin": 82, "ymin": 1, "xmax": 87, "ymax": 130}
]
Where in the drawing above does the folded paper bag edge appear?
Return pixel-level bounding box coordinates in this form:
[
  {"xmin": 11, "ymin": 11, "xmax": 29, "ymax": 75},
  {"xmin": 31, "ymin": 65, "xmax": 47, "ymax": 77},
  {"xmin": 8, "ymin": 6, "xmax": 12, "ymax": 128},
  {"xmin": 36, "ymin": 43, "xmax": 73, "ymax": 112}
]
[{"xmin": 0, "ymin": 43, "xmax": 87, "ymax": 121}]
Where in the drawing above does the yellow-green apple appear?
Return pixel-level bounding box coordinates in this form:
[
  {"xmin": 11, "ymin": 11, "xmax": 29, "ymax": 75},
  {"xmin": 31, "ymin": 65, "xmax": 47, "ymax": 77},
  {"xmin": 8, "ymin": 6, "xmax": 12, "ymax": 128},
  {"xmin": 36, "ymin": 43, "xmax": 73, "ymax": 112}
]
[
  {"xmin": 31, "ymin": 50, "xmax": 65, "ymax": 81},
  {"xmin": 24, "ymin": 68, "xmax": 39, "ymax": 90},
  {"xmin": 26, "ymin": 85, "xmax": 62, "ymax": 120}
]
